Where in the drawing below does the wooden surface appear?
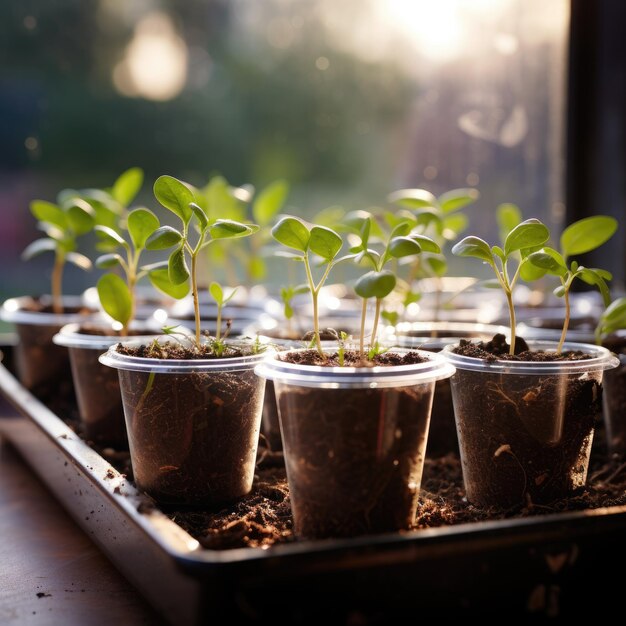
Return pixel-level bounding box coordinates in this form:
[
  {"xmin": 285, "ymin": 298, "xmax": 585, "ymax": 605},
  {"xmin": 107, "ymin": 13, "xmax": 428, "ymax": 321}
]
[{"xmin": 0, "ymin": 439, "xmax": 162, "ymax": 626}]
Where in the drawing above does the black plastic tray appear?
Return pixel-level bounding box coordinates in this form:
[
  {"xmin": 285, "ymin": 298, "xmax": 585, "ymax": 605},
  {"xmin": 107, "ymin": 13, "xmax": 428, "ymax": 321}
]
[{"xmin": 1, "ymin": 345, "xmax": 625, "ymax": 622}]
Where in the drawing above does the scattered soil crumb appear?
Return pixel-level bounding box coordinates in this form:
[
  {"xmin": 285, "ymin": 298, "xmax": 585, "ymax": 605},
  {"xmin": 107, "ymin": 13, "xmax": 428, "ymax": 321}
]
[{"xmin": 36, "ymin": 593, "xmax": 51, "ymax": 599}]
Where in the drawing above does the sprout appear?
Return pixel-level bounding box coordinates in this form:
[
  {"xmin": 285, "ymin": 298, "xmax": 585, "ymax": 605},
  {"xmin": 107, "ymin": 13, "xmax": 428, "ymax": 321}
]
[
  {"xmin": 22, "ymin": 196, "xmax": 95, "ymax": 314},
  {"xmin": 527, "ymin": 215, "xmax": 617, "ymax": 353},
  {"xmin": 452, "ymin": 219, "xmax": 551, "ymax": 355},
  {"xmin": 271, "ymin": 216, "xmax": 343, "ymax": 357},
  {"xmin": 145, "ymin": 175, "xmax": 259, "ymax": 350}
]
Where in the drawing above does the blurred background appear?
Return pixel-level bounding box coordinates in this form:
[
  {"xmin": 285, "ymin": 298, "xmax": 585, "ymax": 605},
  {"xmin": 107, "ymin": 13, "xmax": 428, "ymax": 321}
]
[{"xmin": 0, "ymin": 0, "xmax": 623, "ymax": 301}]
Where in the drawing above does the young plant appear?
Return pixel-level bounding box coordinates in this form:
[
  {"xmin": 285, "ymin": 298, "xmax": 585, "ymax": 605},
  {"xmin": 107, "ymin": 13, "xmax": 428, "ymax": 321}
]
[
  {"xmin": 271, "ymin": 216, "xmax": 343, "ymax": 357},
  {"xmin": 527, "ymin": 215, "xmax": 617, "ymax": 353},
  {"xmin": 73, "ymin": 167, "xmax": 144, "ymax": 230},
  {"xmin": 22, "ymin": 197, "xmax": 95, "ymax": 314},
  {"xmin": 280, "ymin": 284, "xmax": 309, "ymax": 336},
  {"xmin": 209, "ymin": 281, "xmax": 237, "ymax": 341},
  {"xmin": 349, "ymin": 212, "xmax": 440, "ymax": 358},
  {"xmin": 145, "ymin": 175, "xmax": 259, "ymax": 350},
  {"xmin": 452, "ymin": 219, "xmax": 550, "ymax": 355},
  {"xmin": 94, "ymin": 208, "xmax": 162, "ymax": 335},
  {"xmin": 388, "ymin": 187, "xmax": 478, "ymax": 315},
  {"xmin": 596, "ymin": 297, "xmax": 626, "ymax": 344},
  {"xmin": 193, "ymin": 176, "xmax": 288, "ymax": 285}
]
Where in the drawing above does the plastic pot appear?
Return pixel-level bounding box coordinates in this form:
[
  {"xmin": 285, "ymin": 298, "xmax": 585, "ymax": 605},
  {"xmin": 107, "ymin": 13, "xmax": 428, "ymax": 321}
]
[
  {"xmin": 394, "ymin": 323, "xmax": 506, "ymax": 457},
  {"xmin": 0, "ymin": 295, "xmax": 97, "ymax": 393},
  {"xmin": 443, "ymin": 341, "xmax": 619, "ymax": 509},
  {"xmin": 53, "ymin": 322, "xmax": 160, "ymax": 448},
  {"xmin": 100, "ymin": 342, "xmax": 267, "ymax": 507},
  {"xmin": 255, "ymin": 349, "xmax": 455, "ymax": 539},
  {"xmin": 601, "ymin": 334, "xmax": 626, "ymax": 454}
]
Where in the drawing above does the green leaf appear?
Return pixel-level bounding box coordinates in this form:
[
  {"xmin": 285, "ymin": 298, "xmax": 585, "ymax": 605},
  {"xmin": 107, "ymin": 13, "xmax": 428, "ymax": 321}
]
[
  {"xmin": 97, "ymin": 274, "xmax": 132, "ymax": 327},
  {"xmin": 95, "ymin": 253, "xmax": 124, "ymax": 269},
  {"xmin": 190, "ymin": 202, "xmax": 209, "ymax": 231},
  {"xmin": 95, "ymin": 225, "xmax": 126, "ymax": 247},
  {"xmin": 496, "ymin": 203, "xmax": 522, "ymax": 244},
  {"xmin": 424, "ymin": 254, "xmax": 447, "ymax": 276},
  {"xmin": 491, "ymin": 245, "xmax": 506, "ymax": 262},
  {"xmin": 168, "ymin": 247, "xmax": 189, "ymax": 285},
  {"xmin": 153, "ymin": 175, "xmax": 194, "ymax": 224},
  {"xmin": 388, "ymin": 236, "xmax": 421, "ymax": 259},
  {"xmin": 209, "ymin": 281, "xmax": 224, "ymax": 306},
  {"xmin": 441, "ymin": 213, "xmax": 469, "ymax": 240},
  {"xmin": 519, "ymin": 261, "xmax": 547, "ymax": 282},
  {"xmin": 272, "ymin": 216, "xmax": 310, "ymax": 252},
  {"xmin": 599, "ymin": 298, "xmax": 626, "ymax": 334},
  {"xmin": 308, "ymin": 226, "xmax": 343, "ymax": 261},
  {"xmin": 252, "ymin": 179, "xmax": 288, "ymax": 225},
  {"xmin": 111, "ymin": 167, "xmax": 144, "ymax": 207},
  {"xmin": 30, "ymin": 200, "xmax": 67, "ymax": 229},
  {"xmin": 145, "ymin": 226, "xmax": 183, "ymax": 250},
  {"xmin": 527, "ymin": 247, "xmax": 567, "ymax": 276},
  {"xmin": 560, "ymin": 215, "xmax": 618, "ymax": 258},
  {"xmin": 554, "ymin": 285, "xmax": 566, "ymax": 298},
  {"xmin": 410, "ymin": 234, "xmax": 440, "ymax": 253},
  {"xmin": 354, "ymin": 270, "xmax": 396, "ymax": 299},
  {"xmin": 577, "ymin": 268, "xmax": 612, "ymax": 306},
  {"xmin": 389, "ymin": 221, "xmax": 412, "ymax": 238},
  {"xmin": 204, "ymin": 175, "xmax": 245, "ymax": 221},
  {"xmin": 148, "ymin": 268, "xmax": 189, "ymax": 299},
  {"xmin": 21, "ymin": 238, "xmax": 57, "ymax": 260},
  {"xmin": 504, "ymin": 218, "xmax": 550, "ymax": 256},
  {"xmin": 342, "ymin": 210, "xmax": 373, "ymax": 234},
  {"xmin": 438, "ymin": 188, "xmax": 479, "ymax": 213},
  {"xmin": 209, "ymin": 220, "xmax": 258, "ymax": 239},
  {"xmin": 66, "ymin": 199, "xmax": 96, "ymax": 235},
  {"xmin": 387, "ymin": 188, "xmax": 437, "ymax": 209},
  {"xmin": 381, "ymin": 310, "xmax": 399, "ymax": 326},
  {"xmin": 452, "ymin": 236, "xmax": 494, "ymax": 263},
  {"xmin": 127, "ymin": 208, "xmax": 159, "ymax": 250},
  {"xmin": 412, "ymin": 209, "xmax": 441, "ymax": 229},
  {"xmin": 66, "ymin": 252, "xmax": 92, "ymax": 271}
]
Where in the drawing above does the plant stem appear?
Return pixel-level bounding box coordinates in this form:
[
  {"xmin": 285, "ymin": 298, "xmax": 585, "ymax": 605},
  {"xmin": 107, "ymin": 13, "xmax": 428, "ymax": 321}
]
[
  {"xmin": 370, "ymin": 298, "xmax": 382, "ymax": 349},
  {"xmin": 216, "ymin": 303, "xmax": 222, "ymax": 341},
  {"xmin": 557, "ymin": 285, "xmax": 570, "ymax": 355},
  {"xmin": 191, "ymin": 253, "xmax": 201, "ymax": 349},
  {"xmin": 51, "ymin": 254, "xmax": 64, "ymax": 315},
  {"xmin": 506, "ymin": 289, "xmax": 516, "ymax": 356},
  {"xmin": 359, "ymin": 297, "xmax": 367, "ymax": 360},
  {"xmin": 303, "ymin": 256, "xmax": 324, "ymax": 357}
]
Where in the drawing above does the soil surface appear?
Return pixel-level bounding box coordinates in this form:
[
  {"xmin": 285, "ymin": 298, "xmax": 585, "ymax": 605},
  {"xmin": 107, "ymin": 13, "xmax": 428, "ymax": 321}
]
[
  {"xmin": 116, "ymin": 340, "xmax": 257, "ymax": 360},
  {"xmin": 279, "ymin": 349, "xmax": 427, "ymax": 367},
  {"xmin": 454, "ymin": 333, "xmax": 593, "ymax": 361}
]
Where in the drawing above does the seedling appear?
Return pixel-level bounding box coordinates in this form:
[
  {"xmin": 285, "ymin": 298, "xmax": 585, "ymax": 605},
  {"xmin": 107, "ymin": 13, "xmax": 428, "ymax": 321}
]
[
  {"xmin": 527, "ymin": 215, "xmax": 617, "ymax": 353},
  {"xmin": 388, "ymin": 187, "xmax": 478, "ymax": 316},
  {"xmin": 94, "ymin": 208, "xmax": 162, "ymax": 335},
  {"xmin": 145, "ymin": 175, "xmax": 259, "ymax": 350},
  {"xmin": 280, "ymin": 284, "xmax": 309, "ymax": 336},
  {"xmin": 349, "ymin": 212, "xmax": 440, "ymax": 358},
  {"xmin": 271, "ymin": 216, "xmax": 343, "ymax": 356},
  {"xmin": 22, "ymin": 196, "xmax": 95, "ymax": 314},
  {"xmin": 193, "ymin": 176, "xmax": 288, "ymax": 284},
  {"xmin": 209, "ymin": 281, "xmax": 237, "ymax": 341},
  {"xmin": 596, "ymin": 297, "xmax": 626, "ymax": 344},
  {"xmin": 452, "ymin": 219, "xmax": 551, "ymax": 355}
]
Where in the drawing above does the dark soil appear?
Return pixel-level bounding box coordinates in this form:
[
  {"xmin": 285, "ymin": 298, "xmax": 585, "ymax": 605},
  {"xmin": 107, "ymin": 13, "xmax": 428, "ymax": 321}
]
[
  {"xmin": 451, "ymin": 333, "xmax": 601, "ymax": 508},
  {"xmin": 116, "ymin": 340, "xmax": 254, "ymax": 360},
  {"xmin": 59, "ymin": 401, "xmax": 626, "ymax": 550},
  {"xmin": 454, "ymin": 333, "xmax": 592, "ymax": 362},
  {"xmin": 279, "ymin": 349, "xmax": 427, "ymax": 367},
  {"xmin": 117, "ymin": 364, "xmax": 265, "ymax": 506}
]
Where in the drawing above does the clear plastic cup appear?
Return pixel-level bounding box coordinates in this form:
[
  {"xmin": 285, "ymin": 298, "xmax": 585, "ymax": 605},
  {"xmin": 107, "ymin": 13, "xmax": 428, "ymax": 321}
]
[
  {"xmin": 443, "ymin": 340, "xmax": 619, "ymax": 508},
  {"xmin": 53, "ymin": 322, "xmax": 161, "ymax": 447},
  {"xmin": 255, "ymin": 348, "xmax": 455, "ymax": 538},
  {"xmin": 100, "ymin": 341, "xmax": 267, "ymax": 506},
  {"xmin": 1, "ymin": 296, "xmax": 98, "ymax": 392}
]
